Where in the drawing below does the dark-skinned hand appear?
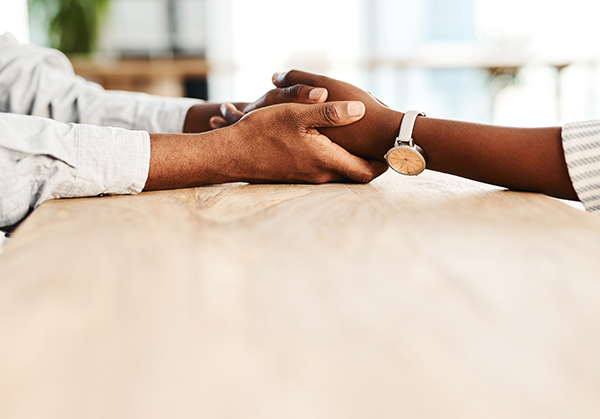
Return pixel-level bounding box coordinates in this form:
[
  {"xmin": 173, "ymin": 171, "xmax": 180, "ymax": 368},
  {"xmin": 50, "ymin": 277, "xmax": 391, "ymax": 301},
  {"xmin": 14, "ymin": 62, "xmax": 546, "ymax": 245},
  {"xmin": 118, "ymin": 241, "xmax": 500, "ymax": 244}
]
[
  {"xmin": 217, "ymin": 70, "xmax": 402, "ymax": 163},
  {"xmin": 183, "ymin": 83, "xmax": 329, "ymax": 133},
  {"xmin": 207, "ymin": 84, "xmax": 328, "ymax": 130}
]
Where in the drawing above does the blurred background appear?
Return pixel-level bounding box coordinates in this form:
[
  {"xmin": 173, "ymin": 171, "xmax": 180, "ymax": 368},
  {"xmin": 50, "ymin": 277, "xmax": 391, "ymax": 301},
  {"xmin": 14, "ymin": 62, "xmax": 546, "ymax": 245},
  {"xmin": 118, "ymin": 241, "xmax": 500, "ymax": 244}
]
[
  {"xmin": 1, "ymin": 0, "xmax": 600, "ymax": 126},
  {"xmin": 2, "ymin": 0, "xmax": 600, "ymax": 125},
  {"xmin": 1, "ymin": 0, "xmax": 600, "ymax": 247}
]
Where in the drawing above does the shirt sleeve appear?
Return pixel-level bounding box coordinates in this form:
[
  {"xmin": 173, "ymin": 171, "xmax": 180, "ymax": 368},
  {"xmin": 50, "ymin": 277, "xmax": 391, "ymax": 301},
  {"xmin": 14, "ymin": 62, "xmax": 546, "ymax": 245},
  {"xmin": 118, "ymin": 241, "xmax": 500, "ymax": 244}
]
[
  {"xmin": 0, "ymin": 32, "xmax": 204, "ymax": 133},
  {"xmin": 0, "ymin": 112, "xmax": 150, "ymax": 232},
  {"xmin": 561, "ymin": 120, "xmax": 600, "ymax": 213}
]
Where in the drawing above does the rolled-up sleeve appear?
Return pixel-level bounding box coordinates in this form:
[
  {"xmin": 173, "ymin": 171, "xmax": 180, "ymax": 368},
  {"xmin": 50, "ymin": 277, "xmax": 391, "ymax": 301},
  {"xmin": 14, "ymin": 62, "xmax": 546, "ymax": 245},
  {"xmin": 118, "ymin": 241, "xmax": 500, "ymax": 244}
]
[
  {"xmin": 0, "ymin": 113, "xmax": 150, "ymax": 232},
  {"xmin": 562, "ymin": 120, "xmax": 600, "ymax": 213}
]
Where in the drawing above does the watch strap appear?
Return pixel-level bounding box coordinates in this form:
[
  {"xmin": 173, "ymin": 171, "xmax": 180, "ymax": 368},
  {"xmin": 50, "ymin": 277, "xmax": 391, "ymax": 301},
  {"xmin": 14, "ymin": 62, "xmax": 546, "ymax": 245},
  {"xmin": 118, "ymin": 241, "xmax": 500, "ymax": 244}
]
[{"xmin": 397, "ymin": 110, "xmax": 426, "ymax": 147}]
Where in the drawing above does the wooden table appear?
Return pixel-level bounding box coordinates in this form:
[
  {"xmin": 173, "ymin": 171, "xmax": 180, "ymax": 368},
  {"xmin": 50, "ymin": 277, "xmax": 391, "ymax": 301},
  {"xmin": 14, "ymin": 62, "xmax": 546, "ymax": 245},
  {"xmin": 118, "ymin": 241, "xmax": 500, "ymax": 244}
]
[{"xmin": 1, "ymin": 171, "xmax": 600, "ymax": 419}]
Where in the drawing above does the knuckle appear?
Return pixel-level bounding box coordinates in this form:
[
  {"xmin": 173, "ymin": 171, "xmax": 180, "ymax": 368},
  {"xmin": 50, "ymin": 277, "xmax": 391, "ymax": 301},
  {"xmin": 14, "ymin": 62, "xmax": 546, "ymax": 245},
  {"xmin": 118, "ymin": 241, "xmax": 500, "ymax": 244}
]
[
  {"xmin": 284, "ymin": 84, "xmax": 304, "ymax": 99},
  {"xmin": 265, "ymin": 89, "xmax": 279, "ymax": 103},
  {"xmin": 281, "ymin": 69, "xmax": 297, "ymax": 83},
  {"xmin": 281, "ymin": 105, "xmax": 301, "ymax": 126},
  {"xmin": 320, "ymin": 103, "xmax": 341, "ymax": 124}
]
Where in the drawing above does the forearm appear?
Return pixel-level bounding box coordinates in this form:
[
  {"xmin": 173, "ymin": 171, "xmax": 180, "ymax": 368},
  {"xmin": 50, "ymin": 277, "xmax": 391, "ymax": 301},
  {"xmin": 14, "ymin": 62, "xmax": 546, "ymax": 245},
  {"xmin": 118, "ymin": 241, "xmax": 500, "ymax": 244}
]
[
  {"xmin": 145, "ymin": 130, "xmax": 236, "ymax": 190},
  {"xmin": 381, "ymin": 110, "xmax": 577, "ymax": 200}
]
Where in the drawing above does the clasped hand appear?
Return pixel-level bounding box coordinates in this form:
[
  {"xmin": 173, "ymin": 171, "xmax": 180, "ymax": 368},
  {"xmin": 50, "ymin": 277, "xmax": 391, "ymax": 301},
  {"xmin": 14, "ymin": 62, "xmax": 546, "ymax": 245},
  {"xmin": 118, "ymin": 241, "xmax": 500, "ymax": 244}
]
[
  {"xmin": 207, "ymin": 70, "xmax": 399, "ymax": 183},
  {"xmin": 212, "ymin": 70, "xmax": 402, "ymax": 163}
]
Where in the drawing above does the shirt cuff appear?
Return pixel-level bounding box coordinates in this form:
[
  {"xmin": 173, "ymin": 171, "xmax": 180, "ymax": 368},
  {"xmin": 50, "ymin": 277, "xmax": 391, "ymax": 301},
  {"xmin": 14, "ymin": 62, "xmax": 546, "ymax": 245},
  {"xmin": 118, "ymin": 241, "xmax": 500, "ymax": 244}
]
[
  {"xmin": 132, "ymin": 96, "xmax": 204, "ymax": 133},
  {"xmin": 158, "ymin": 97, "xmax": 204, "ymax": 133},
  {"xmin": 561, "ymin": 120, "xmax": 600, "ymax": 213},
  {"xmin": 64, "ymin": 124, "xmax": 150, "ymax": 198}
]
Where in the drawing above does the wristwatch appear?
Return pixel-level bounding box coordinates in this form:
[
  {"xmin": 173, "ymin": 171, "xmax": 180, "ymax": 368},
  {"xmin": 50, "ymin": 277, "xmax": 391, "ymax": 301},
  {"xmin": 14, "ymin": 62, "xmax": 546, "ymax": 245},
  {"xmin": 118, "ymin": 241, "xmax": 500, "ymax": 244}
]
[{"xmin": 384, "ymin": 110, "xmax": 427, "ymax": 176}]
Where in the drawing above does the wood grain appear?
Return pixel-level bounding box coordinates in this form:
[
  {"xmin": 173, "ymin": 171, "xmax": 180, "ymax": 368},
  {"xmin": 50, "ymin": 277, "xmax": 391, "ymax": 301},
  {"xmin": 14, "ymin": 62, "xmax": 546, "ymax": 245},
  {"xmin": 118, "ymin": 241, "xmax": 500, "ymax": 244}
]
[{"xmin": 1, "ymin": 170, "xmax": 600, "ymax": 419}]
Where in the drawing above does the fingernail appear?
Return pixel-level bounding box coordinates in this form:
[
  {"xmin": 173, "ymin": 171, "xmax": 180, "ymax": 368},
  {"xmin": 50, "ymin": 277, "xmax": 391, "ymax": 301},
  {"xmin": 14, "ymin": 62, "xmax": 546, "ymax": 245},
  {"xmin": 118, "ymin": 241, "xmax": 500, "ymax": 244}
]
[
  {"xmin": 347, "ymin": 101, "xmax": 365, "ymax": 117},
  {"xmin": 272, "ymin": 72, "xmax": 284, "ymax": 83},
  {"xmin": 309, "ymin": 88, "xmax": 327, "ymax": 101},
  {"xmin": 220, "ymin": 103, "xmax": 228, "ymax": 115}
]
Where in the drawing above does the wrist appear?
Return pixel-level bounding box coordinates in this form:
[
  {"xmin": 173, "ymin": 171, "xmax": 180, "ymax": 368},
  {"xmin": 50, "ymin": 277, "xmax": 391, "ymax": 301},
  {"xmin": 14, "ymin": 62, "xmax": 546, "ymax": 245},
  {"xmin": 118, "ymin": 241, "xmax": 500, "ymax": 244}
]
[
  {"xmin": 380, "ymin": 108, "xmax": 405, "ymax": 155},
  {"xmin": 146, "ymin": 129, "xmax": 240, "ymax": 190}
]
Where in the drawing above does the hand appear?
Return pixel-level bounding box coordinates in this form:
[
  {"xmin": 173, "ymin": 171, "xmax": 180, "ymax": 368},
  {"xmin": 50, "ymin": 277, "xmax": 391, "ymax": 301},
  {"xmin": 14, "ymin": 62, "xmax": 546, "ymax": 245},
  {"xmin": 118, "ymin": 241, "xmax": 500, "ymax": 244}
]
[
  {"xmin": 145, "ymin": 101, "xmax": 388, "ymax": 191},
  {"xmin": 267, "ymin": 72, "xmax": 578, "ymax": 202},
  {"xmin": 271, "ymin": 70, "xmax": 404, "ymax": 162},
  {"xmin": 221, "ymin": 101, "xmax": 388, "ymax": 184},
  {"xmin": 207, "ymin": 84, "xmax": 329, "ymax": 130}
]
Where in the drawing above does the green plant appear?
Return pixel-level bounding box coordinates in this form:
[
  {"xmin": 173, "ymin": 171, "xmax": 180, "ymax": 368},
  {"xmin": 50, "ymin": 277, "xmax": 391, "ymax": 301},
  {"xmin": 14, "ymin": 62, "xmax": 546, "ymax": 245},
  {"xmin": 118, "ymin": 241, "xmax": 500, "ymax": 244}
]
[{"xmin": 28, "ymin": 0, "xmax": 110, "ymax": 54}]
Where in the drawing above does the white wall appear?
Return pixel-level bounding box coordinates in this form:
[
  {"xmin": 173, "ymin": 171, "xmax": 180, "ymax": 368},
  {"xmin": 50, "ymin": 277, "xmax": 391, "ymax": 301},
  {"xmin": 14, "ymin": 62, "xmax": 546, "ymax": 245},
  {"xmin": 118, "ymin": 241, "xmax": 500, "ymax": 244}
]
[
  {"xmin": 99, "ymin": 0, "xmax": 207, "ymax": 56},
  {"xmin": 206, "ymin": 0, "xmax": 362, "ymax": 103},
  {"xmin": 0, "ymin": 0, "xmax": 29, "ymax": 42}
]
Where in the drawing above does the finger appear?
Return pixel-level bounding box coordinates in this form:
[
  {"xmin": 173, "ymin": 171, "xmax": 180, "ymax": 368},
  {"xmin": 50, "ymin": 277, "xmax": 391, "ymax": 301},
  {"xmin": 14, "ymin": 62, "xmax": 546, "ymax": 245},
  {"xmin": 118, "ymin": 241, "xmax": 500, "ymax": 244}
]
[
  {"xmin": 272, "ymin": 70, "xmax": 326, "ymax": 88},
  {"xmin": 295, "ymin": 101, "xmax": 365, "ymax": 128},
  {"xmin": 324, "ymin": 143, "xmax": 387, "ymax": 184},
  {"xmin": 367, "ymin": 160, "xmax": 389, "ymax": 178},
  {"xmin": 220, "ymin": 103, "xmax": 245, "ymax": 125},
  {"xmin": 244, "ymin": 85, "xmax": 328, "ymax": 113},
  {"xmin": 209, "ymin": 116, "xmax": 228, "ymax": 129}
]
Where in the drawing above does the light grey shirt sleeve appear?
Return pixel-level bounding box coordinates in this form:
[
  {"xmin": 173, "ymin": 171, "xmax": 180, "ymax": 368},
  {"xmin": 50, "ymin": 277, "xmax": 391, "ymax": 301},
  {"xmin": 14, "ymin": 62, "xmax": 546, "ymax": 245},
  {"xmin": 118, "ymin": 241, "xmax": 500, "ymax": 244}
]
[
  {"xmin": 0, "ymin": 32, "xmax": 204, "ymax": 231},
  {"xmin": 562, "ymin": 120, "xmax": 600, "ymax": 213},
  {"xmin": 0, "ymin": 32, "xmax": 203, "ymax": 132},
  {"xmin": 0, "ymin": 113, "xmax": 150, "ymax": 232}
]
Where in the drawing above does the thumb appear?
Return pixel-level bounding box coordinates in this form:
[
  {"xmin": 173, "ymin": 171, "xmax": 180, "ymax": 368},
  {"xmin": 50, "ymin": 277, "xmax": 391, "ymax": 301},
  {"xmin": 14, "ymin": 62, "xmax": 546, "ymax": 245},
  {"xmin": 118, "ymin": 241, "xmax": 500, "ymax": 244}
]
[{"xmin": 297, "ymin": 101, "xmax": 365, "ymax": 128}]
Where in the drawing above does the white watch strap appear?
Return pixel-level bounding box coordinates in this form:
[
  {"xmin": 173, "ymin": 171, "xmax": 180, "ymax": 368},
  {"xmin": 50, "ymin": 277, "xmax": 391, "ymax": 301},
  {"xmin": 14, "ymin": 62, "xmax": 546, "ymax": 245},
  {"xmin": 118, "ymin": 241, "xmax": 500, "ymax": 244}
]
[{"xmin": 397, "ymin": 110, "xmax": 426, "ymax": 147}]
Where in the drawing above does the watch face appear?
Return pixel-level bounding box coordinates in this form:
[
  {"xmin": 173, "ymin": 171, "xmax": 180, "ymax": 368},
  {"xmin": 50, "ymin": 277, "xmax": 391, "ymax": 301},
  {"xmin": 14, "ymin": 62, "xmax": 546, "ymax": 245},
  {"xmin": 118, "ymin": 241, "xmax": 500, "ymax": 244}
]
[{"xmin": 386, "ymin": 146, "xmax": 426, "ymax": 175}]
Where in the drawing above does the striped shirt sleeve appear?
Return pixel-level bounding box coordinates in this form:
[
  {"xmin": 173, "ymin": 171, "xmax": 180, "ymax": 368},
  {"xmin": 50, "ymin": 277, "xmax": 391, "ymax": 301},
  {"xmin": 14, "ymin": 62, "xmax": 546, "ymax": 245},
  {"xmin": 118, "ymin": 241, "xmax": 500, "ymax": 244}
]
[{"xmin": 562, "ymin": 120, "xmax": 600, "ymax": 212}]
